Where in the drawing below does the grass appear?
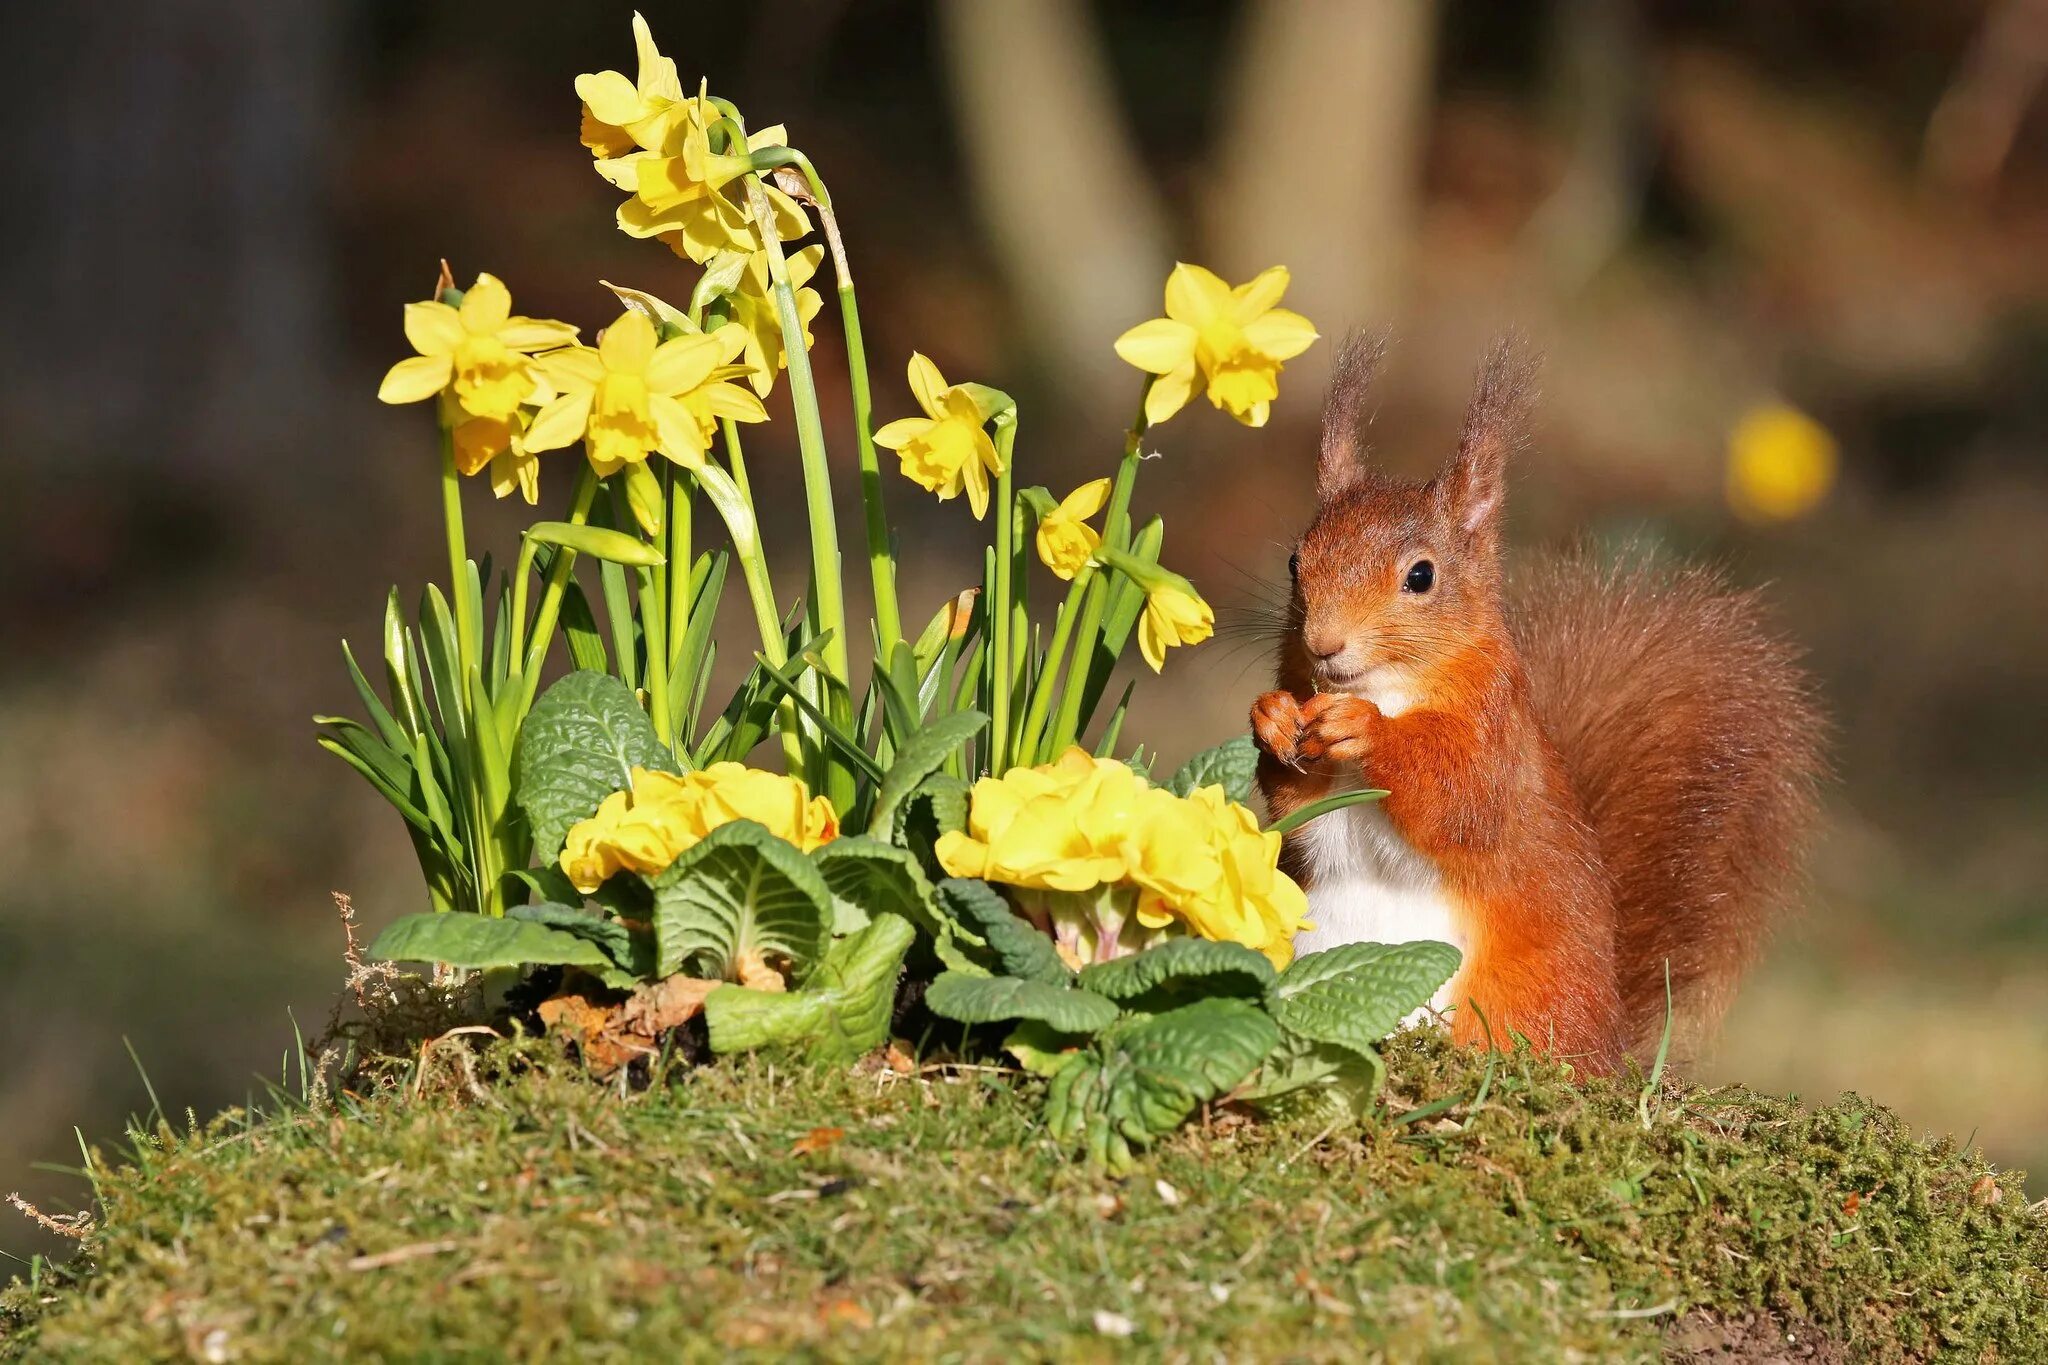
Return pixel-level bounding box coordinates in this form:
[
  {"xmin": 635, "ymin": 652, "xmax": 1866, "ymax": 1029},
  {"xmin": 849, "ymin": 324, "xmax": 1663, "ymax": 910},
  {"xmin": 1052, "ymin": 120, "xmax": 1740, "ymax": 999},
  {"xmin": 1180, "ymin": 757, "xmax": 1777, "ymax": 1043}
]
[{"xmin": 3, "ymin": 1029, "xmax": 2043, "ymax": 1363}]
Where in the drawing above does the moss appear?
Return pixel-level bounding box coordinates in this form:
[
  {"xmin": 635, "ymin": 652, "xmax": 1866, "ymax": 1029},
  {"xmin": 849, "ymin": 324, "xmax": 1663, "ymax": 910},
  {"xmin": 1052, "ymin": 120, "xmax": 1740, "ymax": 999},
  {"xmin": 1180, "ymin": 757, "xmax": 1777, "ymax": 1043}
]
[{"xmin": 4, "ymin": 1033, "xmax": 2041, "ymax": 1362}]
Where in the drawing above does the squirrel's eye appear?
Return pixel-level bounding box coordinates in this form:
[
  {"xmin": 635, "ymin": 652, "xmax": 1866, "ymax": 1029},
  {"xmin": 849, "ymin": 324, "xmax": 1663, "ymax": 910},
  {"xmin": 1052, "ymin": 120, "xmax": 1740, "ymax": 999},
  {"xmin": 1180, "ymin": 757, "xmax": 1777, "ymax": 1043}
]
[
  {"xmin": 1403, "ymin": 560, "xmax": 1435, "ymax": 594},
  {"xmin": 1288, "ymin": 551, "xmax": 1300, "ymax": 579}
]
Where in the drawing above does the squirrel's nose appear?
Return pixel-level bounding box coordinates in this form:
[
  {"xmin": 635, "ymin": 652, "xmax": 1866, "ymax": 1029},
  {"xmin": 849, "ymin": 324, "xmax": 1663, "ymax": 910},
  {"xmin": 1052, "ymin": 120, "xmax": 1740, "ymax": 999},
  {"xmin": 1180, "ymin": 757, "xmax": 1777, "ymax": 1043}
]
[{"xmin": 1305, "ymin": 630, "xmax": 1348, "ymax": 663}]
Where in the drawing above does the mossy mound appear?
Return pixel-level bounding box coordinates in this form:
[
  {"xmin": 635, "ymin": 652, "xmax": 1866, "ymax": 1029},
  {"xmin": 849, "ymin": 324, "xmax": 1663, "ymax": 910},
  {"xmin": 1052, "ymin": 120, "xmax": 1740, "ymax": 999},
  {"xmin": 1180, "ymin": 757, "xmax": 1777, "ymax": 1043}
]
[{"xmin": 4, "ymin": 1032, "xmax": 2042, "ymax": 1361}]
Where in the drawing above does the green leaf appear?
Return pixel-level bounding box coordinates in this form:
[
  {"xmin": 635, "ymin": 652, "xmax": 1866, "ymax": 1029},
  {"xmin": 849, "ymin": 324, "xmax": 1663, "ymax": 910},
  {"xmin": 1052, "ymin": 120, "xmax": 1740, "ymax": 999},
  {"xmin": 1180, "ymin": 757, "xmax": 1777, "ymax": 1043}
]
[
  {"xmin": 506, "ymin": 903, "xmax": 653, "ymax": 982},
  {"xmin": 702, "ymin": 913, "xmax": 914, "ymax": 1061},
  {"xmin": 935, "ymin": 878, "xmax": 1069, "ymax": 986},
  {"xmin": 891, "ymin": 772, "xmax": 970, "ymax": 878},
  {"xmin": 925, "ymin": 972, "xmax": 1119, "ymax": 1033},
  {"xmin": 1267, "ymin": 940, "xmax": 1462, "ymax": 1056},
  {"xmin": 866, "ymin": 711, "xmax": 989, "ymax": 837},
  {"xmin": 810, "ymin": 836, "xmax": 933, "ymax": 937},
  {"xmin": 368, "ymin": 911, "xmax": 612, "ymax": 971},
  {"xmin": 513, "ymin": 670, "xmax": 679, "ymax": 858},
  {"xmin": 1268, "ymin": 787, "xmax": 1389, "ymax": 836},
  {"xmin": 1078, "ymin": 938, "xmax": 1276, "ymax": 1003},
  {"xmin": 1238, "ymin": 1035, "xmax": 1385, "ymax": 1122},
  {"xmin": 1166, "ymin": 734, "xmax": 1259, "ymax": 804},
  {"xmin": 525, "ymin": 520, "xmax": 664, "ymax": 568},
  {"xmin": 558, "ymin": 581, "xmax": 611, "ymax": 675},
  {"xmin": 650, "ymin": 821, "xmax": 832, "ymax": 981}
]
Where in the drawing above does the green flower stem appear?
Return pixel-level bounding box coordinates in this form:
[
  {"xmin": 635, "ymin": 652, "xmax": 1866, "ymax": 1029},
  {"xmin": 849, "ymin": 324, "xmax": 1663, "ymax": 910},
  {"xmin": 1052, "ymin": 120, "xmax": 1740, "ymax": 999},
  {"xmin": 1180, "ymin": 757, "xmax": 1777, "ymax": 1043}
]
[
  {"xmin": 742, "ymin": 174, "xmax": 850, "ymax": 715},
  {"xmin": 1046, "ymin": 400, "xmax": 1152, "ymax": 753},
  {"xmin": 437, "ymin": 424, "xmax": 480, "ymax": 679},
  {"xmin": 1017, "ymin": 566, "xmax": 1095, "ymax": 763},
  {"xmin": 665, "ymin": 464, "xmax": 693, "ymax": 679},
  {"xmin": 613, "ymin": 480, "xmax": 672, "ymax": 746},
  {"xmin": 988, "ymin": 416, "xmax": 1019, "ymax": 775},
  {"xmin": 698, "ymin": 433, "xmax": 807, "ymax": 778},
  {"xmin": 514, "ymin": 465, "xmax": 600, "ymax": 719}
]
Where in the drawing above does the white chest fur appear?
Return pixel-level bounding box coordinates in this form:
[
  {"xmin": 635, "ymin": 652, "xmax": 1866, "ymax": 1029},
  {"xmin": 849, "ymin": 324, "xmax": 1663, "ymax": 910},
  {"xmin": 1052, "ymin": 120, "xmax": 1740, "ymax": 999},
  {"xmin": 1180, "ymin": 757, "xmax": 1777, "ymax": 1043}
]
[{"xmin": 1291, "ymin": 780, "xmax": 1466, "ymax": 1015}]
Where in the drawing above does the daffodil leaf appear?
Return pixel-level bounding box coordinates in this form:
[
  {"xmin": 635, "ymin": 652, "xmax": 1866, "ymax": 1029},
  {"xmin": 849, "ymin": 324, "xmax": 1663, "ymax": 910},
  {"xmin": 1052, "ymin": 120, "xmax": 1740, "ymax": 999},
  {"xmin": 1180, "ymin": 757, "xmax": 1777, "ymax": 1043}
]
[
  {"xmin": 507, "ymin": 902, "xmax": 654, "ymax": 985},
  {"xmin": 1165, "ymin": 734, "xmax": 1260, "ymax": 804},
  {"xmin": 866, "ymin": 711, "xmax": 989, "ymax": 838},
  {"xmin": 524, "ymin": 521, "xmax": 665, "ymax": 569},
  {"xmin": 925, "ymin": 972, "xmax": 1120, "ymax": 1034},
  {"xmin": 558, "ymin": 582, "xmax": 611, "ymax": 675},
  {"xmin": 810, "ymin": 836, "xmax": 933, "ymax": 937},
  {"xmin": 702, "ymin": 913, "xmax": 914, "ymax": 1062},
  {"xmin": 650, "ymin": 820, "xmax": 832, "ymax": 982},
  {"xmin": 935, "ymin": 878, "xmax": 1069, "ymax": 985},
  {"xmin": 368, "ymin": 910, "xmax": 614, "ymax": 972},
  {"xmin": 1077, "ymin": 938, "xmax": 1275, "ymax": 1004},
  {"xmin": 514, "ymin": 670, "xmax": 679, "ymax": 858},
  {"xmin": 1266, "ymin": 940, "xmax": 1462, "ymax": 1057}
]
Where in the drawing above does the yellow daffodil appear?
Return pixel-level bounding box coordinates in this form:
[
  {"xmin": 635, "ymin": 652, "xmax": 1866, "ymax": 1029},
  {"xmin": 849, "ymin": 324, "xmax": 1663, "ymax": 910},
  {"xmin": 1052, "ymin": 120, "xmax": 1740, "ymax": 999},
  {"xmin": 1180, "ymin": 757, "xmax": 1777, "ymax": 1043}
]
[
  {"xmin": 698, "ymin": 245, "xmax": 826, "ymax": 397},
  {"xmin": 936, "ymin": 748, "xmax": 1304, "ymax": 968},
  {"xmin": 577, "ymin": 19, "xmax": 810, "ymax": 263},
  {"xmin": 445, "ymin": 394, "xmax": 548, "ymax": 505},
  {"xmin": 1137, "ymin": 578, "xmax": 1215, "ymax": 672},
  {"xmin": 1727, "ymin": 402, "xmax": 1837, "ymax": 523},
  {"xmin": 1035, "ymin": 478, "xmax": 1112, "ymax": 580},
  {"xmin": 873, "ymin": 353, "xmax": 1007, "ymax": 518},
  {"xmin": 524, "ymin": 311, "xmax": 765, "ymax": 476},
  {"xmin": 377, "ymin": 272, "xmax": 577, "ymax": 422},
  {"xmin": 561, "ymin": 763, "xmax": 838, "ymax": 894},
  {"xmin": 1114, "ymin": 263, "xmax": 1318, "ymax": 427}
]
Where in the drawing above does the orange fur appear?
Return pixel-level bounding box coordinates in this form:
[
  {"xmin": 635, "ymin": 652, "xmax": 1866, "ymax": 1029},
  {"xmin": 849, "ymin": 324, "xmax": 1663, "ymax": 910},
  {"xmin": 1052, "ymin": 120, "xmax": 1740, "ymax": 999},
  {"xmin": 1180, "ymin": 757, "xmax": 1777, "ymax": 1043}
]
[{"xmin": 1253, "ymin": 336, "xmax": 1823, "ymax": 1070}]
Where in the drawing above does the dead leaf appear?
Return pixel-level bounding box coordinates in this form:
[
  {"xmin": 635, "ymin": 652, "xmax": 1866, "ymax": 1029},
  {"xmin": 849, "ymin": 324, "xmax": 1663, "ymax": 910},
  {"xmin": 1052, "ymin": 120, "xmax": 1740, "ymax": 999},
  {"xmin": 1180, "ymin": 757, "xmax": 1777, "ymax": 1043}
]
[
  {"xmin": 1093, "ymin": 1191, "xmax": 1126, "ymax": 1220},
  {"xmin": 539, "ymin": 975, "xmax": 721, "ymax": 1077},
  {"xmin": 791, "ymin": 1127, "xmax": 845, "ymax": 1157},
  {"xmin": 1970, "ymin": 1175, "xmax": 2003, "ymax": 1206},
  {"xmin": 884, "ymin": 1042, "xmax": 917, "ymax": 1075},
  {"xmin": 1842, "ymin": 1190, "xmax": 1861, "ymax": 1216},
  {"xmin": 817, "ymin": 1296, "xmax": 873, "ymax": 1330},
  {"xmin": 734, "ymin": 950, "xmax": 788, "ymax": 992}
]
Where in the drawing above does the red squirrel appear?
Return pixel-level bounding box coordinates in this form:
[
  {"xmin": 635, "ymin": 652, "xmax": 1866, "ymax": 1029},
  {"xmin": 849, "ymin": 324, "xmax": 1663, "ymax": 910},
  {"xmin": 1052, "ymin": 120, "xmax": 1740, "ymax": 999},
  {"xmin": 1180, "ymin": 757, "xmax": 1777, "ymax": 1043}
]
[{"xmin": 1251, "ymin": 335, "xmax": 1823, "ymax": 1072}]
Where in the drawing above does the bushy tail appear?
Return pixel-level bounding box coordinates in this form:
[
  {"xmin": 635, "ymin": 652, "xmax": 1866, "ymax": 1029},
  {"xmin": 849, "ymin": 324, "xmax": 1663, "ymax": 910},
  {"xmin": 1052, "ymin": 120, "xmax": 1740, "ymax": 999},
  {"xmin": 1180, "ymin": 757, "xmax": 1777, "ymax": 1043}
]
[{"xmin": 1509, "ymin": 551, "xmax": 1826, "ymax": 1050}]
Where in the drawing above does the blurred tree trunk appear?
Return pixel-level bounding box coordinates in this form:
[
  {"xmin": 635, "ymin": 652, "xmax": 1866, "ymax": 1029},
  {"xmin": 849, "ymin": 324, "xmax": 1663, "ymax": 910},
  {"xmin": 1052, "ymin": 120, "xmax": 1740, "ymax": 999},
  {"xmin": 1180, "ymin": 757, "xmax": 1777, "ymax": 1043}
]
[
  {"xmin": 935, "ymin": 0, "xmax": 1170, "ymax": 419},
  {"xmin": 1208, "ymin": 0, "xmax": 1436, "ymax": 388},
  {"xmin": 0, "ymin": 0, "xmax": 340, "ymax": 490}
]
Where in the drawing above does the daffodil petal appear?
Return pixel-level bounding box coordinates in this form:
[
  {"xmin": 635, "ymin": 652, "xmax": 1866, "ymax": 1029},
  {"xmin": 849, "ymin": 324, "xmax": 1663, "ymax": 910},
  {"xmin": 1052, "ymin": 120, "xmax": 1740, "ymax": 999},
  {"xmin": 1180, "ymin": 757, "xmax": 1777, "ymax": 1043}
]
[
  {"xmin": 1229, "ymin": 265, "xmax": 1291, "ymax": 320},
  {"xmin": 537, "ymin": 346, "xmax": 604, "ymax": 391},
  {"xmin": 1138, "ymin": 608, "xmax": 1166, "ymax": 672},
  {"xmin": 648, "ymin": 394, "xmax": 707, "ymax": 467},
  {"xmin": 872, "ymin": 417, "xmax": 928, "ymax": 450},
  {"xmin": 522, "ymin": 391, "xmax": 593, "ymax": 452},
  {"xmin": 1113, "ymin": 317, "xmax": 1195, "ymax": 376},
  {"xmin": 461, "ymin": 274, "xmax": 512, "ymax": 332},
  {"xmin": 906, "ymin": 353, "xmax": 948, "ymax": 420},
  {"xmin": 1143, "ymin": 361, "xmax": 1197, "ymax": 427},
  {"xmin": 1241, "ymin": 308, "xmax": 1319, "ymax": 362},
  {"xmin": 1164, "ymin": 262, "xmax": 1232, "ymax": 327},
  {"xmin": 702, "ymin": 382, "xmax": 768, "ymax": 423},
  {"xmin": 643, "ymin": 333, "xmax": 721, "ymax": 394},
  {"xmin": 575, "ymin": 70, "xmax": 641, "ymax": 128},
  {"xmin": 964, "ymin": 455, "xmax": 991, "ymax": 520},
  {"xmin": 499, "ymin": 318, "xmax": 580, "ymax": 351},
  {"xmin": 599, "ymin": 310, "xmax": 658, "ymax": 374},
  {"xmin": 786, "ymin": 244, "xmax": 825, "ymax": 291},
  {"xmin": 1062, "ymin": 477, "xmax": 1113, "ymax": 520},
  {"xmin": 403, "ymin": 301, "xmax": 463, "ymax": 358},
  {"xmin": 378, "ymin": 354, "xmax": 452, "ymax": 404},
  {"xmin": 631, "ymin": 14, "xmax": 683, "ymax": 103}
]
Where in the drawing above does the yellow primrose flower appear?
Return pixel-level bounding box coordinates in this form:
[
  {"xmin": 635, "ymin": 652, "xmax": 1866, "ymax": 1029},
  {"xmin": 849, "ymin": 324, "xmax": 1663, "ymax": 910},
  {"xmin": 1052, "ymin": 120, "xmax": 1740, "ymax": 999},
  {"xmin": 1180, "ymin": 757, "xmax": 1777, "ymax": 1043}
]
[
  {"xmin": 873, "ymin": 353, "xmax": 1007, "ymax": 519},
  {"xmin": 1113, "ymin": 263, "xmax": 1318, "ymax": 428},
  {"xmin": 1727, "ymin": 402, "xmax": 1837, "ymax": 523},
  {"xmin": 935, "ymin": 748, "xmax": 1303, "ymax": 968},
  {"xmin": 377, "ymin": 272, "xmax": 578, "ymax": 422},
  {"xmin": 1034, "ymin": 478, "xmax": 1112, "ymax": 580},
  {"xmin": 705, "ymin": 245, "xmax": 826, "ymax": 397},
  {"xmin": 560, "ymin": 763, "xmax": 838, "ymax": 894},
  {"xmin": 524, "ymin": 311, "xmax": 766, "ymax": 477},
  {"xmin": 1137, "ymin": 578, "xmax": 1215, "ymax": 672}
]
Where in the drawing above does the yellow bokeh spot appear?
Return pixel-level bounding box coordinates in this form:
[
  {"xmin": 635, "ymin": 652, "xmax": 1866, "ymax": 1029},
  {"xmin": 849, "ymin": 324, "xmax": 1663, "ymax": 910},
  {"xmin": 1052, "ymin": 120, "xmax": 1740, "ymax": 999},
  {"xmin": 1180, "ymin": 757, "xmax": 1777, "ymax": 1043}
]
[{"xmin": 1727, "ymin": 403, "xmax": 1838, "ymax": 523}]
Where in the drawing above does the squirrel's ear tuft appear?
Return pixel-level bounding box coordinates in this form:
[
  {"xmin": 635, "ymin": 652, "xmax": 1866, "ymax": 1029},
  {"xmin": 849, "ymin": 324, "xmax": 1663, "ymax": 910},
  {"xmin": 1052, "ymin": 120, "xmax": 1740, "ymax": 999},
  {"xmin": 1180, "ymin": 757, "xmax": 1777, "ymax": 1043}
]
[
  {"xmin": 1317, "ymin": 329, "xmax": 1390, "ymax": 502},
  {"xmin": 1441, "ymin": 334, "xmax": 1537, "ymax": 537}
]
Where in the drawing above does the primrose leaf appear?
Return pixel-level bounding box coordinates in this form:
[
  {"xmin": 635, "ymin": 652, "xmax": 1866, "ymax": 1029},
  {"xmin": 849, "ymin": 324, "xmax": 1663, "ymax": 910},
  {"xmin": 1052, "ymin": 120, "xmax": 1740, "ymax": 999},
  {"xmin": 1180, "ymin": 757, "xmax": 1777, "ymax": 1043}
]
[
  {"xmin": 867, "ymin": 711, "xmax": 989, "ymax": 837},
  {"xmin": 1048, "ymin": 998, "xmax": 1281, "ymax": 1172},
  {"xmin": 935, "ymin": 878, "xmax": 1069, "ymax": 986},
  {"xmin": 1237, "ymin": 1035, "xmax": 1386, "ymax": 1123},
  {"xmin": 891, "ymin": 772, "xmax": 971, "ymax": 871},
  {"xmin": 368, "ymin": 910, "xmax": 613, "ymax": 972},
  {"xmin": 810, "ymin": 835, "xmax": 934, "ymax": 937},
  {"xmin": 514, "ymin": 670, "xmax": 679, "ymax": 858},
  {"xmin": 650, "ymin": 821, "xmax": 832, "ymax": 982},
  {"xmin": 925, "ymin": 972, "xmax": 1120, "ymax": 1034},
  {"xmin": 1267, "ymin": 940, "xmax": 1462, "ymax": 1056},
  {"xmin": 506, "ymin": 903, "xmax": 654, "ymax": 986},
  {"xmin": 702, "ymin": 913, "xmax": 914, "ymax": 1062},
  {"xmin": 1165, "ymin": 734, "xmax": 1260, "ymax": 804},
  {"xmin": 1078, "ymin": 938, "xmax": 1276, "ymax": 1003}
]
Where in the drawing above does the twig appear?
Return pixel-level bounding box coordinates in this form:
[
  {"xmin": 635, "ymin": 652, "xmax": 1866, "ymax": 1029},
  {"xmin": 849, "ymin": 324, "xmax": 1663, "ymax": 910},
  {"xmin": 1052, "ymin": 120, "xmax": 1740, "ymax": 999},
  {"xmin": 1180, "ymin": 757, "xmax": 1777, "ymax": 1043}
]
[
  {"xmin": 346, "ymin": 1239, "xmax": 463, "ymax": 1272},
  {"xmin": 7, "ymin": 1192, "xmax": 93, "ymax": 1240}
]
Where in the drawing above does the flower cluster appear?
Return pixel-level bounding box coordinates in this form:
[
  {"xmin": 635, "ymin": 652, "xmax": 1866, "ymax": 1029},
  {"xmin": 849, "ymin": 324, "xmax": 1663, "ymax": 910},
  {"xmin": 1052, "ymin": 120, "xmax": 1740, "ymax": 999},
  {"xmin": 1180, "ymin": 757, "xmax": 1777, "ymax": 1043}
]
[
  {"xmin": 936, "ymin": 748, "xmax": 1307, "ymax": 969},
  {"xmin": 561, "ymin": 764, "xmax": 839, "ymax": 894}
]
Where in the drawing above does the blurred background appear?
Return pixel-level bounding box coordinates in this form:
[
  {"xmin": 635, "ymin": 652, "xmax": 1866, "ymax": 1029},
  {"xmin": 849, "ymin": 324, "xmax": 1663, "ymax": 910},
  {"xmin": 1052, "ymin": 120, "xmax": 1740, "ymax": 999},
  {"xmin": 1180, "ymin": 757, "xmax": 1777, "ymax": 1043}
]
[{"xmin": 5, "ymin": 0, "xmax": 2046, "ymax": 1265}]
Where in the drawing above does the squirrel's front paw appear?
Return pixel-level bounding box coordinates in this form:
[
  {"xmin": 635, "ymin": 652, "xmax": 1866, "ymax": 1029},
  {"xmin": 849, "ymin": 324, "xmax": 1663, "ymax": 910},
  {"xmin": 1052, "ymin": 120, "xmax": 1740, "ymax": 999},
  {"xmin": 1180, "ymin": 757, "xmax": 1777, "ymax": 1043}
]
[
  {"xmin": 1296, "ymin": 693, "xmax": 1378, "ymax": 768},
  {"xmin": 1250, "ymin": 690, "xmax": 1306, "ymax": 768}
]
